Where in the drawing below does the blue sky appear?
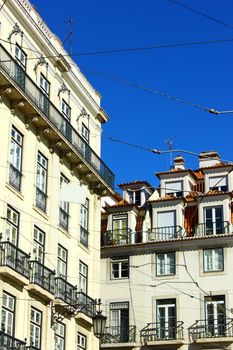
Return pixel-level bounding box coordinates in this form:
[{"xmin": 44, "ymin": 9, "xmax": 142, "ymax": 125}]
[{"xmin": 32, "ymin": 0, "xmax": 233, "ymax": 190}]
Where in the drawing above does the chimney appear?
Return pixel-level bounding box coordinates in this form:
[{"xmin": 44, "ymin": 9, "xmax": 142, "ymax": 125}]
[
  {"xmin": 174, "ymin": 155, "xmax": 185, "ymax": 170},
  {"xmin": 199, "ymin": 150, "xmax": 220, "ymax": 168}
]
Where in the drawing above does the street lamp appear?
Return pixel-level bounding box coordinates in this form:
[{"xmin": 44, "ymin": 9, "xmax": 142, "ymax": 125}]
[{"xmin": 93, "ymin": 299, "xmax": 107, "ymax": 349}]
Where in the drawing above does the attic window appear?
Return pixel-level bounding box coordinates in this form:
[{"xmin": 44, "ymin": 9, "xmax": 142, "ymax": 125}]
[
  {"xmin": 165, "ymin": 181, "xmax": 183, "ymax": 198},
  {"xmin": 128, "ymin": 190, "xmax": 141, "ymax": 205},
  {"xmin": 209, "ymin": 176, "xmax": 227, "ymax": 192}
]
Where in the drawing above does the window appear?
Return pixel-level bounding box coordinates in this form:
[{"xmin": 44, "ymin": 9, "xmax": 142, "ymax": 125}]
[
  {"xmin": 204, "ymin": 248, "xmax": 223, "ymax": 272},
  {"xmin": 157, "ymin": 211, "xmax": 177, "ymax": 240},
  {"xmin": 55, "ymin": 322, "xmax": 65, "ymax": 350},
  {"xmin": 156, "ymin": 252, "xmax": 175, "ymax": 276},
  {"xmin": 165, "ymin": 181, "xmax": 183, "ymax": 197},
  {"xmin": 157, "ymin": 299, "xmax": 176, "ymax": 340},
  {"xmin": 33, "ymin": 227, "xmax": 45, "ymax": 264},
  {"xmin": 62, "ymin": 100, "xmax": 71, "ymax": 121},
  {"xmin": 128, "ymin": 190, "xmax": 141, "ymax": 205},
  {"xmin": 112, "ymin": 214, "xmax": 128, "ymax": 244},
  {"xmin": 15, "ymin": 44, "xmax": 27, "ymax": 69},
  {"xmin": 77, "ymin": 333, "xmax": 86, "ymax": 350},
  {"xmin": 39, "ymin": 74, "xmax": 50, "ymax": 115},
  {"xmin": 5, "ymin": 205, "xmax": 19, "ymax": 245},
  {"xmin": 110, "ymin": 302, "xmax": 129, "ymax": 342},
  {"xmin": 204, "ymin": 206, "xmax": 224, "ymax": 235},
  {"xmin": 30, "ymin": 307, "xmax": 42, "ymax": 349},
  {"xmin": 36, "ymin": 152, "xmax": 48, "ymax": 212},
  {"xmin": 81, "ymin": 123, "xmax": 89, "ymax": 144},
  {"xmin": 9, "ymin": 127, "xmax": 23, "ymax": 191},
  {"xmin": 205, "ymin": 295, "xmax": 225, "ymax": 336},
  {"xmin": 111, "ymin": 257, "xmax": 129, "ymax": 279},
  {"xmin": 80, "ymin": 199, "xmax": 89, "ymax": 247},
  {"xmin": 57, "ymin": 245, "xmax": 67, "ymax": 279},
  {"xmin": 1, "ymin": 291, "xmax": 15, "ymax": 336},
  {"xmin": 209, "ymin": 176, "xmax": 227, "ymax": 192},
  {"xmin": 59, "ymin": 175, "xmax": 69, "ymax": 231},
  {"xmin": 79, "ymin": 261, "xmax": 88, "ymax": 294}
]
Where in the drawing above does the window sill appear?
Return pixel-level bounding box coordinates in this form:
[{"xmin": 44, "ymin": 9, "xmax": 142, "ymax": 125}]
[
  {"xmin": 78, "ymin": 242, "xmax": 90, "ymax": 253},
  {"xmin": 33, "ymin": 205, "xmax": 49, "ymax": 220},
  {"xmin": 5, "ymin": 182, "xmax": 24, "ymax": 200},
  {"xmin": 57, "ymin": 225, "xmax": 71, "ymax": 239}
]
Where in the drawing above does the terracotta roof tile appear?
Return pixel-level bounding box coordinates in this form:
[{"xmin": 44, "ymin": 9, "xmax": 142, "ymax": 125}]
[
  {"xmin": 118, "ymin": 180, "xmax": 153, "ymax": 189},
  {"xmin": 200, "ymin": 162, "xmax": 233, "ymax": 170}
]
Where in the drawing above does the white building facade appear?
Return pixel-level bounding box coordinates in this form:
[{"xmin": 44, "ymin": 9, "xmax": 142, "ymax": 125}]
[
  {"xmin": 100, "ymin": 152, "xmax": 233, "ymax": 350},
  {"xmin": 0, "ymin": 1, "xmax": 114, "ymax": 349}
]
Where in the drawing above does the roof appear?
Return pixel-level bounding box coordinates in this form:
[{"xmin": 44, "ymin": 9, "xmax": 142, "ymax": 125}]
[
  {"xmin": 103, "ymin": 199, "xmax": 135, "ymax": 210},
  {"xmin": 118, "ymin": 180, "xmax": 153, "ymax": 190},
  {"xmin": 200, "ymin": 162, "xmax": 233, "ymax": 171}
]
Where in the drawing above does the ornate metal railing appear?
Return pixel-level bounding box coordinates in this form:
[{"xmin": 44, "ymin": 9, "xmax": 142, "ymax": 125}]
[
  {"xmin": 103, "ymin": 228, "xmax": 134, "ymax": 246},
  {"xmin": 80, "ymin": 227, "xmax": 89, "ymax": 247},
  {"xmin": 0, "ymin": 241, "xmax": 30, "ymax": 278},
  {"xmin": 102, "ymin": 325, "xmax": 136, "ymax": 344},
  {"xmin": 0, "ymin": 331, "xmax": 26, "ymax": 350},
  {"xmin": 195, "ymin": 221, "xmax": 230, "ymax": 236},
  {"xmin": 140, "ymin": 321, "xmax": 184, "ymax": 343},
  {"xmin": 146, "ymin": 226, "xmax": 183, "ymax": 242},
  {"xmin": 0, "ymin": 43, "xmax": 114, "ymax": 189},
  {"xmin": 29, "ymin": 260, "xmax": 55, "ymax": 294},
  {"xmin": 9, "ymin": 164, "xmax": 22, "ymax": 191},
  {"xmin": 77, "ymin": 291, "xmax": 96, "ymax": 317},
  {"xmin": 59, "ymin": 207, "xmax": 69, "ymax": 231},
  {"xmin": 55, "ymin": 277, "xmax": 77, "ymax": 305},
  {"xmin": 189, "ymin": 318, "xmax": 233, "ymax": 341},
  {"xmin": 35, "ymin": 187, "xmax": 47, "ymax": 212}
]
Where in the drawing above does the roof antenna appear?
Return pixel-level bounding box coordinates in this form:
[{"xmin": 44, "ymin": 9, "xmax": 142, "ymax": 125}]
[
  {"xmin": 63, "ymin": 17, "xmax": 73, "ymax": 57},
  {"xmin": 165, "ymin": 134, "xmax": 180, "ymax": 169}
]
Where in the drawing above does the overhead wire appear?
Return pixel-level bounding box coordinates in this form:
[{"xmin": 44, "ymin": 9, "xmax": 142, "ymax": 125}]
[{"xmin": 0, "ymin": 0, "xmax": 7, "ymax": 12}]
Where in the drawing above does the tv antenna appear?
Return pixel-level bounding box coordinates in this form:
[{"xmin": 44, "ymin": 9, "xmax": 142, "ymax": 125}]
[
  {"xmin": 165, "ymin": 134, "xmax": 180, "ymax": 169},
  {"xmin": 63, "ymin": 17, "xmax": 73, "ymax": 57}
]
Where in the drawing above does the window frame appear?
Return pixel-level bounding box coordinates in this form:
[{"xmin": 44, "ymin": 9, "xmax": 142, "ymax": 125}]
[
  {"xmin": 111, "ymin": 256, "xmax": 129, "ymax": 280},
  {"xmin": 1, "ymin": 291, "xmax": 16, "ymax": 336},
  {"xmin": 61, "ymin": 99, "xmax": 71, "ymax": 122},
  {"xmin": 165, "ymin": 181, "xmax": 183, "ymax": 197},
  {"xmin": 156, "ymin": 252, "xmax": 176, "ymax": 276},
  {"xmin": 15, "ymin": 43, "xmax": 27, "ymax": 70},
  {"xmin": 81, "ymin": 123, "xmax": 89, "ymax": 144},
  {"xmin": 55, "ymin": 322, "xmax": 65, "ymax": 350},
  {"xmin": 9, "ymin": 126, "xmax": 23, "ymax": 191},
  {"xmin": 59, "ymin": 174, "xmax": 69, "ymax": 230},
  {"xmin": 77, "ymin": 332, "xmax": 86, "ymax": 350},
  {"xmin": 6, "ymin": 205, "xmax": 19, "ymax": 246},
  {"xmin": 57, "ymin": 244, "xmax": 68, "ymax": 279},
  {"xmin": 79, "ymin": 261, "xmax": 88, "ymax": 294},
  {"xmin": 203, "ymin": 248, "xmax": 224, "ymax": 272},
  {"xmin": 33, "ymin": 226, "xmax": 45, "ymax": 264},
  {"xmin": 39, "ymin": 73, "xmax": 50, "ymax": 97},
  {"xmin": 209, "ymin": 176, "xmax": 227, "ymax": 192},
  {"xmin": 30, "ymin": 307, "xmax": 42, "ymax": 349}
]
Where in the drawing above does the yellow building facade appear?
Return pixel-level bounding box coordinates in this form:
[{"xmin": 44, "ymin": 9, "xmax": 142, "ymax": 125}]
[{"xmin": 0, "ymin": 1, "xmax": 114, "ymax": 349}]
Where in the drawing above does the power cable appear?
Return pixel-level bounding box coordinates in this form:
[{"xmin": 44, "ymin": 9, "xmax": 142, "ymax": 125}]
[
  {"xmin": 0, "ymin": 0, "xmax": 7, "ymax": 12},
  {"xmin": 169, "ymin": 0, "xmax": 233, "ymax": 31}
]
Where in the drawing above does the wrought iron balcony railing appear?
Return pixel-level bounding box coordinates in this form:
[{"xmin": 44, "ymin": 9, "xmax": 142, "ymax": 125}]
[
  {"xmin": 146, "ymin": 226, "xmax": 183, "ymax": 242},
  {"xmin": 35, "ymin": 187, "xmax": 47, "ymax": 212},
  {"xmin": 102, "ymin": 325, "xmax": 136, "ymax": 344},
  {"xmin": 0, "ymin": 43, "xmax": 114, "ymax": 190},
  {"xmin": 0, "ymin": 330, "xmax": 26, "ymax": 350},
  {"xmin": 77, "ymin": 291, "xmax": 96, "ymax": 317},
  {"xmin": 103, "ymin": 228, "xmax": 134, "ymax": 246},
  {"xmin": 80, "ymin": 227, "xmax": 89, "ymax": 247},
  {"xmin": 9, "ymin": 164, "xmax": 22, "ymax": 191},
  {"xmin": 194, "ymin": 221, "xmax": 230, "ymax": 237},
  {"xmin": 55, "ymin": 277, "xmax": 77, "ymax": 306},
  {"xmin": 140, "ymin": 321, "xmax": 184, "ymax": 343},
  {"xmin": 29, "ymin": 260, "xmax": 55, "ymax": 294},
  {"xmin": 0, "ymin": 241, "xmax": 30, "ymax": 278},
  {"xmin": 59, "ymin": 207, "xmax": 69, "ymax": 231},
  {"xmin": 189, "ymin": 318, "xmax": 233, "ymax": 341}
]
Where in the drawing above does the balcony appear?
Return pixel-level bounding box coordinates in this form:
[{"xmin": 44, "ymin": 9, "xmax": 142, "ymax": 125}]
[
  {"xmin": 55, "ymin": 277, "xmax": 77, "ymax": 306},
  {"xmin": 0, "ymin": 241, "xmax": 30, "ymax": 285},
  {"xmin": 9, "ymin": 164, "xmax": 22, "ymax": 191},
  {"xmin": 35, "ymin": 187, "xmax": 47, "ymax": 212},
  {"xmin": 103, "ymin": 229, "xmax": 135, "ymax": 246},
  {"xmin": 140, "ymin": 321, "xmax": 184, "ymax": 347},
  {"xmin": 189, "ymin": 318, "xmax": 233, "ymax": 344},
  {"xmin": 0, "ymin": 43, "xmax": 114, "ymax": 192},
  {"xmin": 194, "ymin": 221, "xmax": 230, "ymax": 237},
  {"xmin": 76, "ymin": 291, "xmax": 96, "ymax": 318},
  {"xmin": 59, "ymin": 207, "xmax": 69, "ymax": 231},
  {"xmin": 146, "ymin": 226, "xmax": 183, "ymax": 242},
  {"xmin": 80, "ymin": 227, "xmax": 89, "ymax": 247},
  {"xmin": 29, "ymin": 260, "xmax": 55, "ymax": 300},
  {"xmin": 0, "ymin": 331, "xmax": 26, "ymax": 350},
  {"xmin": 102, "ymin": 325, "xmax": 136, "ymax": 345}
]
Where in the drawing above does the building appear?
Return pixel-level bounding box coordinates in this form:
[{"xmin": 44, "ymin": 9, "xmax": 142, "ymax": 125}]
[
  {"xmin": 0, "ymin": 1, "xmax": 114, "ymax": 349},
  {"xmin": 100, "ymin": 151, "xmax": 233, "ymax": 350}
]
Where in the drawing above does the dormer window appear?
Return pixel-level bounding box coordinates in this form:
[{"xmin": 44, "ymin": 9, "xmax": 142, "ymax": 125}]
[
  {"xmin": 128, "ymin": 190, "xmax": 141, "ymax": 205},
  {"xmin": 165, "ymin": 181, "xmax": 183, "ymax": 198},
  {"xmin": 209, "ymin": 176, "xmax": 227, "ymax": 192}
]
